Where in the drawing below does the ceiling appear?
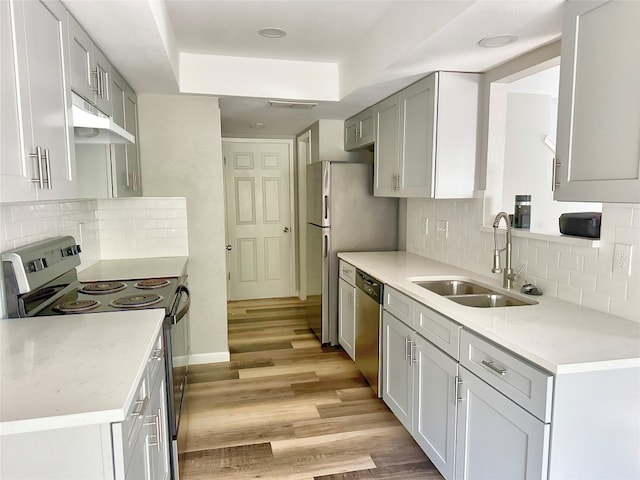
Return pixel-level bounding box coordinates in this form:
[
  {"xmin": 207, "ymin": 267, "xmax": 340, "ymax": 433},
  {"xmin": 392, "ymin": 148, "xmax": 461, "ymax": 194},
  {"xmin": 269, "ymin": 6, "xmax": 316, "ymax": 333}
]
[{"xmin": 62, "ymin": 0, "xmax": 565, "ymax": 136}]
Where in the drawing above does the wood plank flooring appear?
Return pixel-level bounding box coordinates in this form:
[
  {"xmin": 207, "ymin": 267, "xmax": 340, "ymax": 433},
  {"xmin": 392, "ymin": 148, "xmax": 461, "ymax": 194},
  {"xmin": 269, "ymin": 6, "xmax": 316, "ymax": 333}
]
[{"xmin": 178, "ymin": 297, "xmax": 443, "ymax": 480}]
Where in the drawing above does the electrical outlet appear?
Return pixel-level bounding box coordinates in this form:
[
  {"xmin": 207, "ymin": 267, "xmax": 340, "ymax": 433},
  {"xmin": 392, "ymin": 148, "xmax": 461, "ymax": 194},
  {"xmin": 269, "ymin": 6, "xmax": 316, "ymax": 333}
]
[
  {"xmin": 435, "ymin": 219, "xmax": 448, "ymax": 238},
  {"xmin": 422, "ymin": 218, "xmax": 429, "ymax": 235},
  {"xmin": 613, "ymin": 243, "xmax": 633, "ymax": 276}
]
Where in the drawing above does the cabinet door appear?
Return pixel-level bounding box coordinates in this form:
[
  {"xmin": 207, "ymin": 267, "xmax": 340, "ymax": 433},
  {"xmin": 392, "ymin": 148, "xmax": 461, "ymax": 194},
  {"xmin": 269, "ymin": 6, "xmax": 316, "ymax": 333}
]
[
  {"xmin": 338, "ymin": 278, "xmax": 356, "ymax": 360},
  {"xmin": 124, "ymin": 89, "xmax": 142, "ymax": 195},
  {"xmin": 374, "ymin": 93, "xmax": 401, "ymax": 197},
  {"xmin": 399, "ymin": 75, "xmax": 436, "ymax": 197},
  {"xmin": 147, "ymin": 377, "xmax": 170, "ymax": 480},
  {"xmin": 12, "ymin": 0, "xmax": 75, "ymax": 201},
  {"xmin": 67, "ymin": 14, "xmax": 94, "ymax": 103},
  {"xmin": 555, "ymin": 0, "xmax": 640, "ymax": 203},
  {"xmin": 357, "ymin": 107, "xmax": 375, "ymax": 146},
  {"xmin": 93, "ymin": 47, "xmax": 112, "ymax": 116},
  {"xmin": 344, "ymin": 117, "xmax": 358, "ymax": 151},
  {"xmin": 111, "ymin": 68, "xmax": 127, "ymax": 129},
  {"xmin": 455, "ymin": 367, "xmax": 550, "ymax": 480},
  {"xmin": 381, "ymin": 311, "xmax": 413, "ymax": 430},
  {"xmin": 0, "ymin": 0, "xmax": 36, "ymax": 201},
  {"xmin": 413, "ymin": 335, "xmax": 458, "ymax": 480}
]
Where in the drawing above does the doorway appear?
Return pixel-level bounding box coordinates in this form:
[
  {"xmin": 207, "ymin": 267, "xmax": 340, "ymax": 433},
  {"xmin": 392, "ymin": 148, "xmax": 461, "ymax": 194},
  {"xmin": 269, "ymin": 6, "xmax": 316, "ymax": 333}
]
[{"xmin": 223, "ymin": 139, "xmax": 296, "ymax": 300}]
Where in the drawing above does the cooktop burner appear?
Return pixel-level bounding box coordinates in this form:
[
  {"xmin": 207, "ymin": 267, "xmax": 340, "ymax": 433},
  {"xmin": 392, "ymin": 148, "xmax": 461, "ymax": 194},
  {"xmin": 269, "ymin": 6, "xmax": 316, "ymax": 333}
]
[
  {"xmin": 79, "ymin": 281, "xmax": 127, "ymax": 295},
  {"xmin": 110, "ymin": 294, "xmax": 164, "ymax": 309},
  {"xmin": 135, "ymin": 278, "xmax": 171, "ymax": 289},
  {"xmin": 54, "ymin": 299, "xmax": 102, "ymax": 313}
]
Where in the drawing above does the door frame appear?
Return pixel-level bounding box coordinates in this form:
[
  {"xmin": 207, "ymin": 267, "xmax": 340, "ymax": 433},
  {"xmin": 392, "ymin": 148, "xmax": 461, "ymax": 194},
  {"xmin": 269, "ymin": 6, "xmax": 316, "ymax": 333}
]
[{"xmin": 222, "ymin": 137, "xmax": 297, "ymax": 299}]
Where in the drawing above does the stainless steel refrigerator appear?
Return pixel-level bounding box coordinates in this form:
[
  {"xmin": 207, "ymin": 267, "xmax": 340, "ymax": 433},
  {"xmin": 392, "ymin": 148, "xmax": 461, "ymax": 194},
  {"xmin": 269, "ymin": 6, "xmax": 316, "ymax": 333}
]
[{"xmin": 306, "ymin": 161, "xmax": 398, "ymax": 345}]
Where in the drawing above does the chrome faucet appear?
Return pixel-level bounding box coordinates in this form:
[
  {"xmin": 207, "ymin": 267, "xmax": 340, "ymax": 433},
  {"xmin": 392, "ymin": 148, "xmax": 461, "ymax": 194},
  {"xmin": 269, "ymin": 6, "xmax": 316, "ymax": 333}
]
[{"xmin": 491, "ymin": 212, "xmax": 516, "ymax": 289}]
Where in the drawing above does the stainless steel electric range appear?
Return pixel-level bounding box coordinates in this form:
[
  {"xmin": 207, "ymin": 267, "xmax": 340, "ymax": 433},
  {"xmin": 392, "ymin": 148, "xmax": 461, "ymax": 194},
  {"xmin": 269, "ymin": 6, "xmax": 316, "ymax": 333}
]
[{"xmin": 1, "ymin": 236, "xmax": 189, "ymax": 480}]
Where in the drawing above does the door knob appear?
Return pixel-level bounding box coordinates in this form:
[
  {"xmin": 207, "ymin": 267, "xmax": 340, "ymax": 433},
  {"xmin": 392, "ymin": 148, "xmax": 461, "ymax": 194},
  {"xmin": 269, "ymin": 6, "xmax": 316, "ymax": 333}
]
[
  {"xmin": 225, "ymin": 244, "xmax": 232, "ymax": 251},
  {"xmin": 283, "ymin": 227, "xmax": 290, "ymax": 233}
]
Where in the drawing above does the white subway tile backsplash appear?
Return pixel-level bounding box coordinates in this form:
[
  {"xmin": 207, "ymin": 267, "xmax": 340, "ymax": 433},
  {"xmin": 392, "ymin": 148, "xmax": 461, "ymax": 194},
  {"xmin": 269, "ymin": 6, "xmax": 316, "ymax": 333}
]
[
  {"xmin": 557, "ymin": 285, "xmax": 582, "ymax": 304},
  {"xmin": 406, "ymin": 197, "xmax": 640, "ymax": 323}
]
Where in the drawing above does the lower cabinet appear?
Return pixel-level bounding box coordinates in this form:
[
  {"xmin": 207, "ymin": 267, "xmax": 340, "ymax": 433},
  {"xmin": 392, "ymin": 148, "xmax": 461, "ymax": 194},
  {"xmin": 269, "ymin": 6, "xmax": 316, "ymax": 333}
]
[
  {"xmin": 382, "ymin": 311, "xmax": 457, "ymax": 479},
  {"xmin": 455, "ymin": 367, "xmax": 549, "ymax": 479},
  {"xmin": 338, "ymin": 278, "xmax": 356, "ymax": 360},
  {"xmin": 381, "ymin": 288, "xmax": 552, "ymax": 480},
  {"xmin": 381, "ymin": 311, "xmax": 413, "ymax": 430},
  {"xmin": 0, "ymin": 331, "xmax": 169, "ymax": 480},
  {"xmin": 413, "ymin": 335, "xmax": 458, "ymax": 480}
]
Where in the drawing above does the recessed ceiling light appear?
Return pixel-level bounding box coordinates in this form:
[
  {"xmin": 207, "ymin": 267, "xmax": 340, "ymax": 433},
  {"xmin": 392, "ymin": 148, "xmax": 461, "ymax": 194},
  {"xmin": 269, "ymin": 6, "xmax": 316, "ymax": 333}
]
[
  {"xmin": 478, "ymin": 34, "xmax": 518, "ymax": 48},
  {"xmin": 258, "ymin": 27, "xmax": 286, "ymax": 39},
  {"xmin": 249, "ymin": 122, "xmax": 266, "ymax": 129}
]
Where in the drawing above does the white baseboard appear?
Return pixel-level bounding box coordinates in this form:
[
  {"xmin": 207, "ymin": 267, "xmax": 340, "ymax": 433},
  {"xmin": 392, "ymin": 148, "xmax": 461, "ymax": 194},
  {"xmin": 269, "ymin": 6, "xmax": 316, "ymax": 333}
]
[{"xmin": 188, "ymin": 351, "xmax": 230, "ymax": 365}]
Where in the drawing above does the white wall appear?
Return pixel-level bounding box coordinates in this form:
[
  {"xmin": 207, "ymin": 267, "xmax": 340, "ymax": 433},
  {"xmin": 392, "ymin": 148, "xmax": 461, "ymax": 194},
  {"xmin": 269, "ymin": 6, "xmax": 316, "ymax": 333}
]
[
  {"xmin": 137, "ymin": 94, "xmax": 229, "ymax": 363},
  {"xmin": 405, "ymin": 198, "xmax": 640, "ymax": 323}
]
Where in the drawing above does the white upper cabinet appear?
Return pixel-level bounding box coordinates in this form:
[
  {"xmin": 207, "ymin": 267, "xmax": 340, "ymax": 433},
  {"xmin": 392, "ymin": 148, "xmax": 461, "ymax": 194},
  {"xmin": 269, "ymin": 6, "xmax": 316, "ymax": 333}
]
[
  {"xmin": 344, "ymin": 106, "xmax": 375, "ymax": 151},
  {"xmin": 1, "ymin": 0, "xmax": 76, "ymax": 202},
  {"xmin": 555, "ymin": 0, "xmax": 640, "ymax": 203},
  {"xmin": 68, "ymin": 13, "xmax": 112, "ymax": 116},
  {"xmin": 374, "ymin": 72, "xmax": 480, "ymax": 199}
]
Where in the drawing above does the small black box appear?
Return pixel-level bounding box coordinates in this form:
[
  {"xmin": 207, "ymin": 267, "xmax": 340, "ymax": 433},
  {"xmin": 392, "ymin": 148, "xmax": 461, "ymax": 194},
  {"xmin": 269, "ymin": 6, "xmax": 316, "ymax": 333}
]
[{"xmin": 559, "ymin": 212, "xmax": 602, "ymax": 238}]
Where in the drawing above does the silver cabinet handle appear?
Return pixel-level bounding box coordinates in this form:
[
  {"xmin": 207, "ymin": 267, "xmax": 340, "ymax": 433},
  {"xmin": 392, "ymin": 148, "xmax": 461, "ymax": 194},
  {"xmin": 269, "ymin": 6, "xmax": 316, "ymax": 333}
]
[
  {"xmin": 149, "ymin": 348, "xmax": 163, "ymax": 362},
  {"xmin": 347, "ymin": 291, "xmax": 353, "ymax": 309},
  {"xmin": 144, "ymin": 413, "xmax": 161, "ymax": 450},
  {"xmin": 406, "ymin": 339, "xmax": 413, "ymax": 364},
  {"xmin": 43, "ymin": 148, "xmax": 52, "ymax": 189},
  {"xmin": 405, "ymin": 337, "xmax": 410, "ymax": 361},
  {"xmin": 132, "ymin": 396, "xmax": 149, "ymax": 418},
  {"xmin": 454, "ymin": 376, "xmax": 462, "ymax": 404},
  {"xmin": 410, "ymin": 342, "xmax": 417, "ymax": 366},
  {"xmin": 92, "ymin": 68, "xmax": 100, "ymax": 94},
  {"xmin": 481, "ymin": 360, "xmax": 507, "ymax": 376},
  {"xmin": 29, "ymin": 146, "xmax": 44, "ymax": 188},
  {"xmin": 552, "ymin": 157, "xmax": 562, "ymax": 191}
]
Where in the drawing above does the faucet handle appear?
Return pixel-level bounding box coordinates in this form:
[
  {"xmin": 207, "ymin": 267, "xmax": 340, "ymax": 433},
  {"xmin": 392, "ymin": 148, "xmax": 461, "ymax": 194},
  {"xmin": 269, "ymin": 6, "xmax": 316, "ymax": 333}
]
[{"xmin": 507, "ymin": 264, "xmax": 526, "ymax": 282}]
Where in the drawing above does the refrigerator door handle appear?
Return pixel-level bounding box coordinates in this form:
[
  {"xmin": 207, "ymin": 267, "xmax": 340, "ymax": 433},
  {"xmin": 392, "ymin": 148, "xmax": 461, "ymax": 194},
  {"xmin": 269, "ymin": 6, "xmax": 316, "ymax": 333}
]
[
  {"xmin": 323, "ymin": 232, "xmax": 329, "ymax": 257},
  {"xmin": 323, "ymin": 195, "xmax": 328, "ymax": 220}
]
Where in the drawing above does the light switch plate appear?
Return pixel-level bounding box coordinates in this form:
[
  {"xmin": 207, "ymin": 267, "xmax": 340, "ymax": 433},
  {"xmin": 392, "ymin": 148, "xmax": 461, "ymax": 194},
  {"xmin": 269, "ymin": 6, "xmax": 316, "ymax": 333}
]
[
  {"xmin": 613, "ymin": 243, "xmax": 633, "ymax": 276},
  {"xmin": 435, "ymin": 219, "xmax": 448, "ymax": 238}
]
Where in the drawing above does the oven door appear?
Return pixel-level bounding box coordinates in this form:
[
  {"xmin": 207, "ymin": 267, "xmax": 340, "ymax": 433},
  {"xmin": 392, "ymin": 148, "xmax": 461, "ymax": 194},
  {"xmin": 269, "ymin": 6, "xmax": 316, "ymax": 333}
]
[{"xmin": 166, "ymin": 285, "xmax": 190, "ymax": 439}]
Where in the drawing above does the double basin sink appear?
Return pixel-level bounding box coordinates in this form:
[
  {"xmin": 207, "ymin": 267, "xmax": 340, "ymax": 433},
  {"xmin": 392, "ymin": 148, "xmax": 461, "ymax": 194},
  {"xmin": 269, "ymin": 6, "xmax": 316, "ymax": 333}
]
[{"xmin": 413, "ymin": 279, "xmax": 537, "ymax": 308}]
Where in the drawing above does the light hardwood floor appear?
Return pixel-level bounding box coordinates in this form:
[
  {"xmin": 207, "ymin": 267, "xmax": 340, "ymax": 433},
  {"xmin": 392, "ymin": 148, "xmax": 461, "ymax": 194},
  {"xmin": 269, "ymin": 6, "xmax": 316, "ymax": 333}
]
[{"xmin": 178, "ymin": 297, "xmax": 443, "ymax": 480}]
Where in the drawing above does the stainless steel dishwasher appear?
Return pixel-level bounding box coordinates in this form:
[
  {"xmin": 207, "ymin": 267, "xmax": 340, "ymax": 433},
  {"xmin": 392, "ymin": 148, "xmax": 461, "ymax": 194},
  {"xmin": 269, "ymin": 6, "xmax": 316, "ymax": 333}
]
[{"xmin": 355, "ymin": 269, "xmax": 383, "ymax": 396}]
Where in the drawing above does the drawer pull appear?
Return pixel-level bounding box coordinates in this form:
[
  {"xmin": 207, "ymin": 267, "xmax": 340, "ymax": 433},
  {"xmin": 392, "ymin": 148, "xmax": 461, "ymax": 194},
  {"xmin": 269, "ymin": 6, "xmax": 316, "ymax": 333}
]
[
  {"xmin": 454, "ymin": 376, "xmax": 462, "ymax": 404},
  {"xmin": 481, "ymin": 360, "xmax": 507, "ymax": 376},
  {"xmin": 150, "ymin": 348, "xmax": 163, "ymax": 362},
  {"xmin": 132, "ymin": 396, "xmax": 149, "ymax": 418}
]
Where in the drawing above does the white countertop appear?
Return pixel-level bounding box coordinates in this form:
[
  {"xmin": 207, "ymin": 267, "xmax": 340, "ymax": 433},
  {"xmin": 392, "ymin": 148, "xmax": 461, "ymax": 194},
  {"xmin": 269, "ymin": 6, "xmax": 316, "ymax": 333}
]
[
  {"xmin": 339, "ymin": 251, "xmax": 640, "ymax": 375},
  {"xmin": 0, "ymin": 310, "xmax": 165, "ymax": 435},
  {"xmin": 79, "ymin": 256, "xmax": 188, "ymax": 281}
]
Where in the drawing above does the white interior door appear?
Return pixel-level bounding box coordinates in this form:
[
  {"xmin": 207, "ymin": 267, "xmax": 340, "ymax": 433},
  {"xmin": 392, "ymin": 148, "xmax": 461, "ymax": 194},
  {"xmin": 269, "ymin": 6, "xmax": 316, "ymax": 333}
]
[{"xmin": 223, "ymin": 140, "xmax": 294, "ymax": 300}]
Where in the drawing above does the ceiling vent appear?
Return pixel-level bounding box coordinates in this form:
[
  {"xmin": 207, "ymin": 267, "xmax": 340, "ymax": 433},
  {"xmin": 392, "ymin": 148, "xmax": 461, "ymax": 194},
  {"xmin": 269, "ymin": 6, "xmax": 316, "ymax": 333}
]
[{"xmin": 267, "ymin": 100, "xmax": 317, "ymax": 110}]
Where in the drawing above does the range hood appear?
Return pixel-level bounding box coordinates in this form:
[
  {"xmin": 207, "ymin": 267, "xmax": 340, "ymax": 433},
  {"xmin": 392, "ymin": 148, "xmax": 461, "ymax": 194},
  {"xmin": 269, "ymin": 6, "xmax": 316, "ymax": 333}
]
[{"xmin": 71, "ymin": 93, "xmax": 135, "ymax": 144}]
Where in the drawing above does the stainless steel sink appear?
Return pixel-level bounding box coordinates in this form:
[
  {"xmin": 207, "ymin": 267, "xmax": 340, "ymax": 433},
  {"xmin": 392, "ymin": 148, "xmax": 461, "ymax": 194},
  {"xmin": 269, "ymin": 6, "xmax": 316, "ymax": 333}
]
[
  {"xmin": 412, "ymin": 279, "xmax": 537, "ymax": 308},
  {"xmin": 413, "ymin": 280, "xmax": 493, "ymax": 296},
  {"xmin": 447, "ymin": 293, "xmax": 535, "ymax": 308}
]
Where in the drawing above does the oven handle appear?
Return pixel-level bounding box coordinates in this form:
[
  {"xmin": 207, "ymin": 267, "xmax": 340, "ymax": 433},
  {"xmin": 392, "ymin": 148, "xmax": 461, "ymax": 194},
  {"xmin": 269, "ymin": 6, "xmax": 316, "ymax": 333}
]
[{"xmin": 169, "ymin": 285, "xmax": 190, "ymax": 325}]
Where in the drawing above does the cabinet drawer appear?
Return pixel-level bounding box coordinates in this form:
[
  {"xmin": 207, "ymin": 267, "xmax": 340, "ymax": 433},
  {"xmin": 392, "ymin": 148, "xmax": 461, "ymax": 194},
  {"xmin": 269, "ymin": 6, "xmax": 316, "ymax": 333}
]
[
  {"xmin": 339, "ymin": 260, "xmax": 356, "ymax": 285},
  {"xmin": 414, "ymin": 302, "xmax": 461, "ymax": 360},
  {"xmin": 460, "ymin": 330, "xmax": 553, "ymax": 422},
  {"xmin": 383, "ymin": 286, "xmax": 413, "ymax": 328},
  {"xmin": 147, "ymin": 331, "xmax": 164, "ymax": 388}
]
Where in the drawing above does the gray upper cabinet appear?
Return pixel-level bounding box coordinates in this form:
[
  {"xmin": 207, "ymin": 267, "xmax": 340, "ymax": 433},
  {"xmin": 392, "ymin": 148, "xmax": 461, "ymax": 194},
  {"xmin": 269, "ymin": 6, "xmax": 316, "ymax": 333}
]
[
  {"xmin": 373, "ymin": 72, "xmax": 480, "ymax": 198},
  {"xmin": 0, "ymin": 0, "xmax": 76, "ymax": 202},
  {"xmin": 68, "ymin": 13, "xmax": 112, "ymax": 116},
  {"xmin": 344, "ymin": 106, "xmax": 374, "ymax": 150},
  {"xmin": 555, "ymin": 0, "xmax": 640, "ymax": 203}
]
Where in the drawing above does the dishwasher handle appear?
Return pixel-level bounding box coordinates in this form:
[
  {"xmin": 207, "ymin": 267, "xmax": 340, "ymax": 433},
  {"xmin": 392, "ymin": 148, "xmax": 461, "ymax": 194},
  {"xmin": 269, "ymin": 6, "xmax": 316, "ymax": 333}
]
[{"xmin": 355, "ymin": 269, "xmax": 382, "ymax": 304}]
